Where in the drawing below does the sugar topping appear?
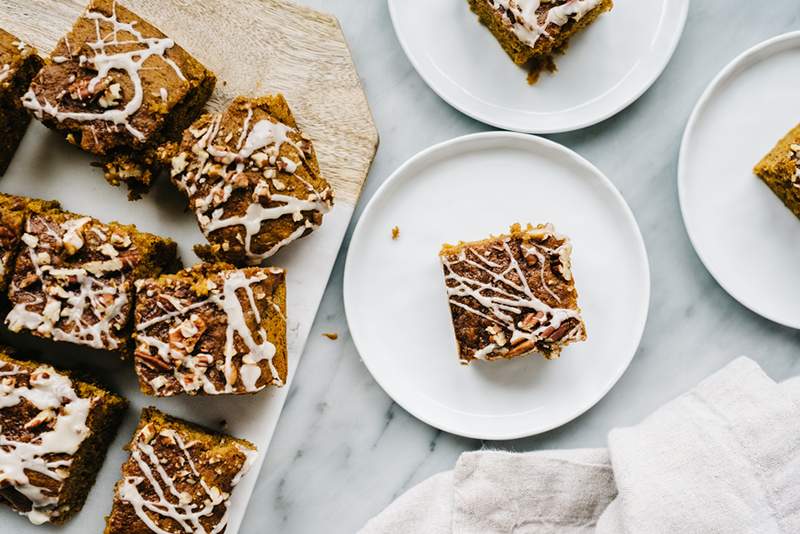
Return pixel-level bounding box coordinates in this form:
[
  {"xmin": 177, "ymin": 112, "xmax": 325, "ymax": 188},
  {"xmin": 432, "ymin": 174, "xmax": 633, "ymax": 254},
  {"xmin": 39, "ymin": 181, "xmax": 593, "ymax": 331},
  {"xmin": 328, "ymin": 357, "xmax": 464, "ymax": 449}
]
[
  {"xmin": 488, "ymin": 0, "xmax": 602, "ymax": 49},
  {"xmin": 5, "ymin": 213, "xmax": 134, "ymax": 350},
  {"xmin": 21, "ymin": 0, "xmax": 184, "ymax": 141},
  {"xmin": 117, "ymin": 421, "xmax": 256, "ymax": 534},
  {"xmin": 0, "ymin": 361, "xmax": 92, "ymax": 524},
  {"xmin": 441, "ymin": 224, "xmax": 584, "ymax": 361},
  {"xmin": 172, "ymin": 102, "xmax": 333, "ymax": 264},
  {"xmin": 135, "ymin": 269, "xmax": 284, "ymax": 395}
]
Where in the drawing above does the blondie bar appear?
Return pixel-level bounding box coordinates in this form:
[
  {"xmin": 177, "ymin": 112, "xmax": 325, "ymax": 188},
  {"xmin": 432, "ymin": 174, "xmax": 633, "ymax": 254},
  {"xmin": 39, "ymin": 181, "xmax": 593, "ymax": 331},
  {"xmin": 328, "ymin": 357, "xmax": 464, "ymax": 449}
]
[
  {"xmin": 104, "ymin": 407, "xmax": 256, "ymax": 534},
  {"xmin": 133, "ymin": 263, "xmax": 287, "ymax": 396},
  {"xmin": 754, "ymin": 123, "xmax": 800, "ymax": 219},
  {"xmin": 0, "ymin": 29, "xmax": 42, "ymax": 174},
  {"xmin": 0, "ymin": 350, "xmax": 127, "ymax": 524},
  {"xmin": 162, "ymin": 95, "xmax": 333, "ymax": 265},
  {"xmin": 0, "ymin": 193, "xmax": 60, "ymax": 293},
  {"xmin": 468, "ymin": 0, "xmax": 613, "ymax": 83},
  {"xmin": 22, "ymin": 0, "xmax": 215, "ymax": 197},
  {"xmin": 440, "ymin": 223, "xmax": 586, "ymax": 363},
  {"xmin": 5, "ymin": 205, "xmax": 177, "ymax": 351}
]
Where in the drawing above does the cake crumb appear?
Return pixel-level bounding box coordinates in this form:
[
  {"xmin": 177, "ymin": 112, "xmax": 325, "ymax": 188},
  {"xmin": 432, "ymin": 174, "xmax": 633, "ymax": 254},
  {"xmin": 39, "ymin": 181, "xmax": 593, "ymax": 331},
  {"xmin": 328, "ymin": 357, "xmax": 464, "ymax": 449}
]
[
  {"xmin": 391, "ymin": 226, "xmax": 400, "ymax": 240},
  {"xmin": 322, "ymin": 332, "xmax": 338, "ymax": 340}
]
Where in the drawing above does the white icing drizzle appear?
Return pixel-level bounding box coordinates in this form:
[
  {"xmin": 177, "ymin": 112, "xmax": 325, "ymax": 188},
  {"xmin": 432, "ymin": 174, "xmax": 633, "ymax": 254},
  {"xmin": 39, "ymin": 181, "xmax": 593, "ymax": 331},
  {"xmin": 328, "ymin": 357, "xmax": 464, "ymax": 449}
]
[
  {"xmin": 0, "ymin": 63, "xmax": 10, "ymax": 84},
  {"xmin": 487, "ymin": 0, "xmax": 602, "ymax": 48},
  {"xmin": 171, "ymin": 102, "xmax": 333, "ymax": 264},
  {"xmin": 5, "ymin": 214, "xmax": 132, "ymax": 350},
  {"xmin": 21, "ymin": 0, "xmax": 181, "ymax": 141},
  {"xmin": 134, "ymin": 268, "xmax": 284, "ymax": 395},
  {"xmin": 0, "ymin": 362, "xmax": 92, "ymax": 524},
  {"xmin": 441, "ymin": 224, "xmax": 583, "ymax": 361},
  {"xmin": 117, "ymin": 422, "xmax": 255, "ymax": 534}
]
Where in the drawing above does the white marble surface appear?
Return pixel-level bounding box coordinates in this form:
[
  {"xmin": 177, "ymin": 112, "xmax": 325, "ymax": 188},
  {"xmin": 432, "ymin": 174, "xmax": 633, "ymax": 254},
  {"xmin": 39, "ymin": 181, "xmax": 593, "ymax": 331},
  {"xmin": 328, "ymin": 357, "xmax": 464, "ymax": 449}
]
[{"xmin": 240, "ymin": 1, "xmax": 800, "ymax": 533}]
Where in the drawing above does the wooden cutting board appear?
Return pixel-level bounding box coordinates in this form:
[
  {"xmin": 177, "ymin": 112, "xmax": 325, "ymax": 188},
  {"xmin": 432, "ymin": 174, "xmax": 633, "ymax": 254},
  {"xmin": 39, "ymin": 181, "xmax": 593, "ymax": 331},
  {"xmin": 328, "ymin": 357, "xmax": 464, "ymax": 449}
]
[
  {"xmin": 1, "ymin": 0, "xmax": 378, "ymax": 204},
  {"xmin": 0, "ymin": 1, "xmax": 377, "ymax": 533}
]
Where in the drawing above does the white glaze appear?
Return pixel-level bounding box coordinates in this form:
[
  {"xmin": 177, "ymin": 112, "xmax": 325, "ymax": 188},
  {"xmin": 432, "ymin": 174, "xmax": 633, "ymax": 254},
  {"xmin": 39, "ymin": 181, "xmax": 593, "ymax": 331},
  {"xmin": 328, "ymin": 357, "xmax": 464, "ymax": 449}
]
[
  {"xmin": 134, "ymin": 269, "xmax": 284, "ymax": 395},
  {"xmin": 117, "ymin": 424, "xmax": 255, "ymax": 534},
  {"xmin": 21, "ymin": 0, "xmax": 181, "ymax": 141},
  {"xmin": 489, "ymin": 0, "xmax": 602, "ymax": 49},
  {"xmin": 0, "ymin": 361, "xmax": 92, "ymax": 524},
  {"xmin": 5, "ymin": 214, "xmax": 131, "ymax": 350},
  {"xmin": 171, "ymin": 102, "xmax": 333, "ymax": 264},
  {"xmin": 441, "ymin": 224, "xmax": 584, "ymax": 361}
]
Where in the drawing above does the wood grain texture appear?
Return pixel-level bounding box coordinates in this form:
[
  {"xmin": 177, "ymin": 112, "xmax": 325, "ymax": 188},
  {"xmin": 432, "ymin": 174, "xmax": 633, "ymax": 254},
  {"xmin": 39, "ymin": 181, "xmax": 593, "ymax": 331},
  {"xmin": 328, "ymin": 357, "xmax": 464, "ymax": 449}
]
[{"xmin": 0, "ymin": 0, "xmax": 378, "ymax": 204}]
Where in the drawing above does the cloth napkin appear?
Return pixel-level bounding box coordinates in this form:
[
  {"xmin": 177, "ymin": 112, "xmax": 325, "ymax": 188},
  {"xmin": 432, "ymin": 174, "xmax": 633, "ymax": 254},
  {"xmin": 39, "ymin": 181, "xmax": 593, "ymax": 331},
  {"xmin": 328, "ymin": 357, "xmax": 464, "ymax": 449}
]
[{"xmin": 360, "ymin": 357, "xmax": 800, "ymax": 534}]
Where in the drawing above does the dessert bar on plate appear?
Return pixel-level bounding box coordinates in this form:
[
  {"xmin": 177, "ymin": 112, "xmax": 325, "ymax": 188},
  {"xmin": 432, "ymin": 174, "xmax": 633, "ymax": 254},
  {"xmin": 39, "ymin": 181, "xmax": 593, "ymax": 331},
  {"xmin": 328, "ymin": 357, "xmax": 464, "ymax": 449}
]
[
  {"xmin": 0, "ymin": 29, "xmax": 42, "ymax": 175},
  {"xmin": 439, "ymin": 223, "xmax": 586, "ymax": 364},
  {"xmin": 5, "ymin": 203, "xmax": 177, "ymax": 351},
  {"xmin": 468, "ymin": 0, "xmax": 613, "ymax": 83},
  {"xmin": 104, "ymin": 407, "xmax": 256, "ymax": 534},
  {"xmin": 22, "ymin": 0, "xmax": 215, "ymax": 197},
  {"xmin": 133, "ymin": 262, "xmax": 287, "ymax": 396},
  {"xmin": 754, "ymin": 123, "xmax": 800, "ymax": 219},
  {"xmin": 162, "ymin": 95, "xmax": 334, "ymax": 265},
  {"xmin": 0, "ymin": 350, "xmax": 127, "ymax": 524}
]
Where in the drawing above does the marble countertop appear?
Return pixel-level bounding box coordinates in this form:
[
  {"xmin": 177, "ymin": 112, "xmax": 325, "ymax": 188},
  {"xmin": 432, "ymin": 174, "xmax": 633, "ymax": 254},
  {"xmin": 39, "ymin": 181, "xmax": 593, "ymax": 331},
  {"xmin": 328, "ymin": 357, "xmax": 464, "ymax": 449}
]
[{"xmin": 241, "ymin": 1, "xmax": 800, "ymax": 532}]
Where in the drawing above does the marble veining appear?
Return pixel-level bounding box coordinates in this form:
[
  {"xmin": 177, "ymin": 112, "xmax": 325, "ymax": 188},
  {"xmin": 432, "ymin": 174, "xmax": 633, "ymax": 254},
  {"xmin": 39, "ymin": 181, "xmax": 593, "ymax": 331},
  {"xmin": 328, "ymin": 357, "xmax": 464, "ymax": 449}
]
[{"xmin": 240, "ymin": 1, "xmax": 800, "ymax": 533}]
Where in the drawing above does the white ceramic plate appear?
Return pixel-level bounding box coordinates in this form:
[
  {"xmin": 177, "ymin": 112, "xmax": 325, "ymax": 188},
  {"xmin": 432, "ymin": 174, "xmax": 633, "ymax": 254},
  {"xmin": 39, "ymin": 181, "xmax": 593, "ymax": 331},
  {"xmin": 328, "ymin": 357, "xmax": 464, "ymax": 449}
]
[
  {"xmin": 344, "ymin": 132, "xmax": 649, "ymax": 440},
  {"xmin": 388, "ymin": 0, "xmax": 688, "ymax": 134},
  {"xmin": 679, "ymin": 32, "xmax": 800, "ymax": 329}
]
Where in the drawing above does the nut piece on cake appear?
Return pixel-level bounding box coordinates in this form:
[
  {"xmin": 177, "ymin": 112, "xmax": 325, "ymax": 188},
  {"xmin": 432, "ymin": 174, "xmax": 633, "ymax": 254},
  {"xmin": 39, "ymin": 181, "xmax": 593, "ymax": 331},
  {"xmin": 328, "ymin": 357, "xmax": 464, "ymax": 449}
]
[
  {"xmin": 0, "ymin": 350, "xmax": 127, "ymax": 524},
  {"xmin": 0, "ymin": 29, "xmax": 43, "ymax": 175},
  {"xmin": 162, "ymin": 94, "xmax": 334, "ymax": 265},
  {"xmin": 133, "ymin": 262, "xmax": 287, "ymax": 396},
  {"xmin": 468, "ymin": 0, "xmax": 613, "ymax": 83},
  {"xmin": 105, "ymin": 407, "xmax": 256, "ymax": 534},
  {"xmin": 5, "ymin": 205, "xmax": 177, "ymax": 351},
  {"xmin": 21, "ymin": 0, "xmax": 216, "ymax": 197},
  {"xmin": 439, "ymin": 223, "xmax": 586, "ymax": 364},
  {"xmin": 0, "ymin": 193, "xmax": 60, "ymax": 293},
  {"xmin": 754, "ymin": 123, "xmax": 800, "ymax": 219}
]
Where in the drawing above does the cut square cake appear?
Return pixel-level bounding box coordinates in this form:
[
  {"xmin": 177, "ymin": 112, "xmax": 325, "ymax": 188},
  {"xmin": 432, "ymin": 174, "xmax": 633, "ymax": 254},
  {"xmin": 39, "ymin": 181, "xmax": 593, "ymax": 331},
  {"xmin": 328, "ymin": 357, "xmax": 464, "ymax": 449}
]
[
  {"xmin": 133, "ymin": 263, "xmax": 287, "ymax": 396},
  {"xmin": 104, "ymin": 407, "xmax": 256, "ymax": 534},
  {"xmin": 5, "ymin": 205, "xmax": 177, "ymax": 351},
  {"xmin": 162, "ymin": 95, "xmax": 333, "ymax": 265},
  {"xmin": 22, "ymin": 0, "xmax": 216, "ymax": 196},
  {"xmin": 0, "ymin": 29, "xmax": 43, "ymax": 175},
  {"xmin": 754, "ymin": 123, "xmax": 800, "ymax": 219},
  {"xmin": 0, "ymin": 350, "xmax": 126, "ymax": 524},
  {"xmin": 439, "ymin": 223, "xmax": 586, "ymax": 364},
  {"xmin": 468, "ymin": 0, "xmax": 613, "ymax": 83}
]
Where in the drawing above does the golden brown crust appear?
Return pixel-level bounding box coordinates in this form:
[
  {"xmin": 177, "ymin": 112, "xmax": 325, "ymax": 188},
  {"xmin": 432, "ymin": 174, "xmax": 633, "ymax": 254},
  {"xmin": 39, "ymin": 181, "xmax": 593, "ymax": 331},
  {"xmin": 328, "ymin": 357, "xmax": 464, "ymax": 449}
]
[
  {"xmin": 467, "ymin": 0, "xmax": 613, "ymax": 83},
  {"xmin": 133, "ymin": 262, "xmax": 287, "ymax": 396},
  {"xmin": 0, "ymin": 350, "xmax": 127, "ymax": 524},
  {"xmin": 23, "ymin": 0, "xmax": 215, "ymax": 195},
  {"xmin": 104, "ymin": 407, "xmax": 255, "ymax": 534},
  {"xmin": 754, "ymin": 123, "xmax": 800, "ymax": 219},
  {"xmin": 440, "ymin": 223, "xmax": 586, "ymax": 363}
]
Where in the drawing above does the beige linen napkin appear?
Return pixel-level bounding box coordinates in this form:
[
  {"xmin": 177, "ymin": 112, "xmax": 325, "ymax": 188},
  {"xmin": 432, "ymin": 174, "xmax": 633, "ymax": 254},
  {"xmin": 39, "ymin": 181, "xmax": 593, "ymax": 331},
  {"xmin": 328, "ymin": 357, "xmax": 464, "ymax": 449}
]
[{"xmin": 360, "ymin": 357, "xmax": 800, "ymax": 534}]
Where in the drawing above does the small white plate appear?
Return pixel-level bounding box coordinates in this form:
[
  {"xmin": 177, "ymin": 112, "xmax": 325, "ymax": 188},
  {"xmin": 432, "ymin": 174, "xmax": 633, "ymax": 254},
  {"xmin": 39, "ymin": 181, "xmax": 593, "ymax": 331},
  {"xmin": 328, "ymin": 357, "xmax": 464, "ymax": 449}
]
[
  {"xmin": 388, "ymin": 0, "xmax": 688, "ymax": 134},
  {"xmin": 344, "ymin": 132, "xmax": 650, "ymax": 440},
  {"xmin": 679, "ymin": 32, "xmax": 800, "ymax": 329}
]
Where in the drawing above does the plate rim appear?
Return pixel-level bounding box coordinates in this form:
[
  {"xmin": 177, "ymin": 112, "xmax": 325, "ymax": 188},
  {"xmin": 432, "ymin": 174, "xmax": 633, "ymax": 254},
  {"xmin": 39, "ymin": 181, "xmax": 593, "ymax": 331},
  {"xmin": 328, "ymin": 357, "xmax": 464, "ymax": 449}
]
[
  {"xmin": 343, "ymin": 131, "xmax": 651, "ymax": 440},
  {"xmin": 387, "ymin": 0, "xmax": 690, "ymax": 134},
  {"xmin": 677, "ymin": 30, "xmax": 800, "ymax": 330}
]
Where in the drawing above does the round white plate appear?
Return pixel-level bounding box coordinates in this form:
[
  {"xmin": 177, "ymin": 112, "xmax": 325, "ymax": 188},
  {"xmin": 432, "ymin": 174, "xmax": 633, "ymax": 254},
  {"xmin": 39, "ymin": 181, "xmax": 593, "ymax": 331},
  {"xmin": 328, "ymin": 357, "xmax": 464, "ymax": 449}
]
[
  {"xmin": 388, "ymin": 0, "xmax": 688, "ymax": 134},
  {"xmin": 679, "ymin": 32, "xmax": 800, "ymax": 329},
  {"xmin": 344, "ymin": 132, "xmax": 650, "ymax": 439}
]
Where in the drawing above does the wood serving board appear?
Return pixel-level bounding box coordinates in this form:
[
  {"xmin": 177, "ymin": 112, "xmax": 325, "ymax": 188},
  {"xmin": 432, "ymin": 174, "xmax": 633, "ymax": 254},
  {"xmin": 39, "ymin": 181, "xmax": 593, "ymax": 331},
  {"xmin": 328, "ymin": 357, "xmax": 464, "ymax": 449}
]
[{"xmin": 0, "ymin": 1, "xmax": 377, "ymax": 533}]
